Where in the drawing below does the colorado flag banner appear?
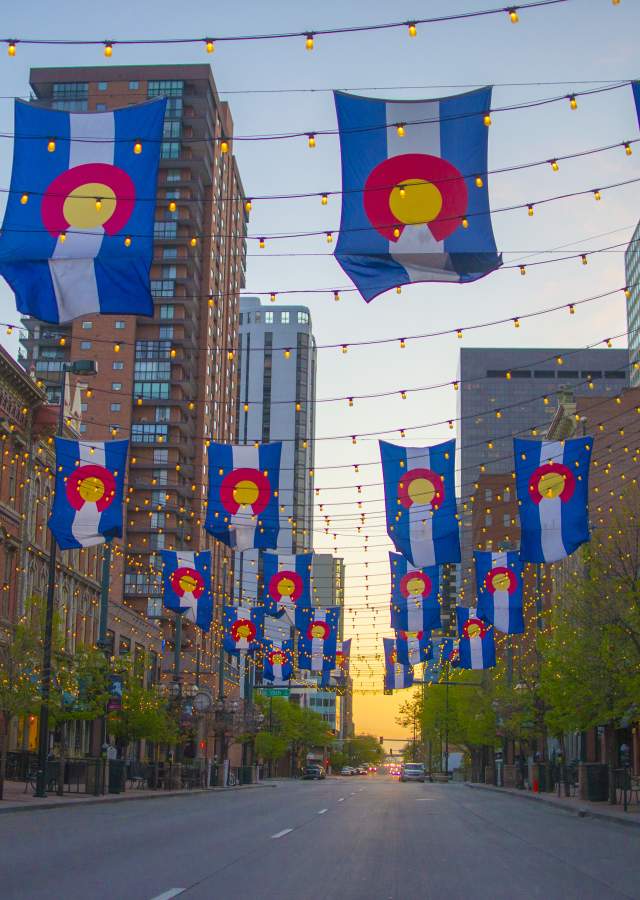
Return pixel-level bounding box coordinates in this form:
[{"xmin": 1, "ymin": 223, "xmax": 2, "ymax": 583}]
[
  {"xmin": 389, "ymin": 552, "xmax": 441, "ymax": 633},
  {"xmin": 262, "ymin": 639, "xmax": 293, "ymax": 682},
  {"xmin": 0, "ymin": 99, "xmax": 166, "ymax": 324},
  {"xmin": 475, "ymin": 550, "xmax": 524, "ymax": 634},
  {"xmin": 381, "ymin": 439, "xmax": 460, "ymax": 567},
  {"xmin": 434, "ymin": 637, "xmax": 460, "ymax": 668},
  {"xmin": 205, "ymin": 442, "xmax": 282, "ymax": 551},
  {"xmin": 395, "ymin": 630, "xmax": 433, "ymax": 666},
  {"xmin": 320, "ymin": 638, "xmax": 351, "ymax": 687},
  {"xmin": 49, "ymin": 438, "xmax": 127, "ymax": 549},
  {"xmin": 456, "ymin": 607, "xmax": 496, "ymax": 670},
  {"xmin": 296, "ymin": 607, "xmax": 340, "ymax": 671},
  {"xmin": 223, "ymin": 606, "xmax": 265, "ymax": 655},
  {"xmin": 333, "ymin": 88, "xmax": 501, "ymax": 302},
  {"xmin": 384, "ymin": 637, "xmax": 414, "ymax": 690},
  {"xmin": 161, "ymin": 550, "xmax": 213, "ymax": 632},
  {"xmin": 514, "ymin": 437, "xmax": 592, "ymax": 563},
  {"xmin": 262, "ymin": 551, "xmax": 312, "ymax": 620}
]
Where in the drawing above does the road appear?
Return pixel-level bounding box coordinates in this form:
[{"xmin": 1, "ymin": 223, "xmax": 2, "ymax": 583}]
[{"xmin": 1, "ymin": 777, "xmax": 640, "ymax": 899}]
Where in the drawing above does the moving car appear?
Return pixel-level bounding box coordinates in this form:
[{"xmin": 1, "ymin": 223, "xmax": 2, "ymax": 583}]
[
  {"xmin": 400, "ymin": 763, "xmax": 426, "ymax": 783},
  {"xmin": 303, "ymin": 765, "xmax": 326, "ymax": 780},
  {"xmin": 340, "ymin": 766, "xmax": 355, "ymax": 776}
]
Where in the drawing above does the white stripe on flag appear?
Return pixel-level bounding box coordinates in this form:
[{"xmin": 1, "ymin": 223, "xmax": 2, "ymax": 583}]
[
  {"xmin": 539, "ymin": 441, "xmax": 565, "ymax": 562},
  {"xmin": 71, "ymin": 441, "xmax": 106, "ymax": 547},
  {"xmin": 493, "ymin": 591, "xmax": 510, "ymax": 632},
  {"xmin": 407, "ymin": 600, "xmax": 422, "ymax": 632},
  {"xmin": 469, "ymin": 638, "xmax": 483, "ymax": 669},
  {"xmin": 385, "ymin": 101, "xmax": 459, "ymax": 284},
  {"xmin": 230, "ymin": 445, "xmax": 260, "ymax": 551},
  {"xmin": 176, "ymin": 551, "xmax": 198, "ymax": 622},
  {"xmin": 49, "ymin": 112, "xmax": 115, "ymax": 322},
  {"xmin": 407, "ymin": 638, "xmax": 420, "ymax": 665},
  {"xmin": 406, "ymin": 447, "xmax": 435, "ymax": 566}
]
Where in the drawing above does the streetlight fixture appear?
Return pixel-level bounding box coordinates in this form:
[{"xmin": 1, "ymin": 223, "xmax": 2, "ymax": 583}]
[{"xmin": 35, "ymin": 359, "xmax": 97, "ymax": 797}]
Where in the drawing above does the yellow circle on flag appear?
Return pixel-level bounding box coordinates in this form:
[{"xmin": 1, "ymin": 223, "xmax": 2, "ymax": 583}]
[
  {"xmin": 178, "ymin": 573, "xmax": 198, "ymax": 593},
  {"xmin": 538, "ymin": 471, "xmax": 565, "ymax": 499},
  {"xmin": 63, "ymin": 182, "xmax": 117, "ymax": 229},
  {"xmin": 77, "ymin": 476, "xmax": 106, "ymax": 504},
  {"xmin": 233, "ymin": 479, "xmax": 260, "ymax": 506},
  {"xmin": 389, "ymin": 179, "xmax": 443, "ymax": 225},
  {"xmin": 407, "ymin": 477, "xmax": 436, "ymax": 506}
]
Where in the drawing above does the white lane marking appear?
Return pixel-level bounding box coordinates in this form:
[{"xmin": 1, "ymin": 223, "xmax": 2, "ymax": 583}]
[
  {"xmin": 149, "ymin": 891, "xmax": 185, "ymax": 900},
  {"xmin": 338, "ymin": 797, "xmax": 344, "ymax": 802},
  {"xmin": 271, "ymin": 828, "xmax": 293, "ymax": 839},
  {"xmin": 317, "ymin": 808, "xmax": 328, "ymax": 815},
  {"xmin": 350, "ymin": 791, "xmax": 356, "ymax": 795}
]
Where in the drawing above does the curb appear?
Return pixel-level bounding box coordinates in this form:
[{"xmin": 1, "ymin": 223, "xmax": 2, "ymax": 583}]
[
  {"xmin": 464, "ymin": 782, "xmax": 640, "ymax": 829},
  {"xmin": 0, "ymin": 781, "xmax": 276, "ymax": 816}
]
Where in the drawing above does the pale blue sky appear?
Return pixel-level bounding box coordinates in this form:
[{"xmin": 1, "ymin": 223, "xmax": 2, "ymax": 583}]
[{"xmin": 1, "ymin": 0, "xmax": 639, "ymax": 731}]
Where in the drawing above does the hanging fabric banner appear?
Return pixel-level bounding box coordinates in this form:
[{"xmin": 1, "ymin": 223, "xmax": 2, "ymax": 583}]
[
  {"xmin": 0, "ymin": 99, "xmax": 166, "ymax": 324},
  {"xmin": 474, "ymin": 549, "xmax": 524, "ymax": 634},
  {"xmin": 514, "ymin": 437, "xmax": 592, "ymax": 563},
  {"xmin": 434, "ymin": 637, "xmax": 460, "ymax": 668},
  {"xmin": 633, "ymin": 82, "xmax": 640, "ymax": 127},
  {"xmin": 333, "ymin": 87, "xmax": 501, "ymax": 303},
  {"xmin": 261, "ymin": 551, "xmax": 313, "ymax": 621},
  {"xmin": 389, "ymin": 551, "xmax": 441, "ymax": 633},
  {"xmin": 320, "ymin": 638, "xmax": 351, "ymax": 687},
  {"xmin": 456, "ymin": 607, "xmax": 496, "ymax": 670},
  {"xmin": 394, "ymin": 630, "xmax": 433, "ymax": 666},
  {"xmin": 161, "ymin": 550, "xmax": 213, "ymax": 632},
  {"xmin": 262, "ymin": 639, "xmax": 294, "ymax": 682},
  {"xmin": 295, "ymin": 606, "xmax": 340, "ymax": 671},
  {"xmin": 223, "ymin": 605, "xmax": 265, "ymax": 655},
  {"xmin": 205, "ymin": 441, "xmax": 282, "ymax": 551},
  {"xmin": 49, "ymin": 437, "xmax": 127, "ymax": 549},
  {"xmin": 380, "ymin": 439, "xmax": 460, "ymax": 567},
  {"xmin": 383, "ymin": 637, "xmax": 414, "ymax": 690}
]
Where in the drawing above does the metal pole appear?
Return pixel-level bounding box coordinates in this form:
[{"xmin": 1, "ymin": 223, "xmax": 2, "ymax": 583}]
[
  {"xmin": 96, "ymin": 541, "xmax": 112, "ymax": 778},
  {"xmin": 444, "ymin": 668, "xmax": 450, "ymax": 777},
  {"xmin": 174, "ymin": 611, "xmax": 182, "ymax": 765},
  {"xmin": 35, "ymin": 366, "xmax": 67, "ymax": 797}
]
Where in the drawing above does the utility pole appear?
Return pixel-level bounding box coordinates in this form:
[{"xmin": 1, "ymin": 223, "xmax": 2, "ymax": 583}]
[{"xmin": 35, "ymin": 359, "xmax": 96, "ymax": 798}]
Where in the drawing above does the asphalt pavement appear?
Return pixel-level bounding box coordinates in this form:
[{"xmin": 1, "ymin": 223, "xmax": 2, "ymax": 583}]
[{"xmin": 1, "ymin": 776, "xmax": 640, "ymax": 900}]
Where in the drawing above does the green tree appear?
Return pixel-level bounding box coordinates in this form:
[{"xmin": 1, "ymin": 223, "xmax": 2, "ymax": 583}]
[
  {"xmin": 341, "ymin": 734, "xmax": 385, "ymax": 766},
  {"xmin": 108, "ymin": 670, "xmax": 178, "ymax": 752},
  {"xmin": 253, "ymin": 697, "xmax": 331, "ymax": 772}
]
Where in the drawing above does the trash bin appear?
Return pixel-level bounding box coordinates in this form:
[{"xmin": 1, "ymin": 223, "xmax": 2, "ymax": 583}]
[
  {"xmin": 108, "ymin": 759, "xmax": 126, "ymax": 794},
  {"xmin": 585, "ymin": 763, "xmax": 608, "ymax": 802}
]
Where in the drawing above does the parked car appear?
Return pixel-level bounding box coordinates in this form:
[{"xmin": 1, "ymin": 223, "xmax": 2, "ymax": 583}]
[
  {"xmin": 340, "ymin": 766, "xmax": 355, "ymax": 776},
  {"xmin": 303, "ymin": 765, "xmax": 326, "ymax": 780},
  {"xmin": 400, "ymin": 763, "xmax": 426, "ymax": 783}
]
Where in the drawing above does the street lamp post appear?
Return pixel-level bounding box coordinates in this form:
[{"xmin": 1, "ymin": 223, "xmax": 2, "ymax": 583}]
[{"xmin": 35, "ymin": 359, "xmax": 97, "ymax": 798}]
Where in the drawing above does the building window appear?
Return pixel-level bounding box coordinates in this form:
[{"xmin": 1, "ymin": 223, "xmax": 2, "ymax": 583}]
[
  {"xmin": 115, "ymin": 320, "xmax": 126, "ymax": 330},
  {"xmin": 159, "ymin": 326, "xmax": 174, "ymax": 340},
  {"xmin": 129, "ymin": 80, "xmax": 140, "ymax": 90},
  {"xmin": 119, "ymin": 636, "xmax": 131, "ymax": 655},
  {"xmin": 263, "ymin": 311, "xmax": 274, "ymax": 324},
  {"xmin": 52, "ymin": 81, "xmax": 88, "ymax": 111},
  {"xmin": 110, "ymin": 403, "xmax": 121, "ymax": 412},
  {"xmin": 155, "ymin": 406, "xmax": 170, "ymax": 422},
  {"xmin": 503, "ymin": 514, "xmax": 511, "ymax": 527},
  {"xmin": 80, "ymin": 341, "xmax": 92, "ymax": 350},
  {"xmin": 112, "ymin": 361, "xmax": 124, "ymax": 370},
  {"xmin": 148, "ymin": 80, "xmax": 184, "ymax": 98},
  {"xmin": 281, "ymin": 312, "xmax": 290, "ymax": 324},
  {"xmin": 298, "ymin": 311, "xmax": 309, "ymax": 324},
  {"xmin": 154, "ymin": 221, "xmax": 178, "ymax": 240},
  {"xmin": 153, "ymin": 449, "xmax": 169, "ymax": 464},
  {"xmin": 131, "ymin": 423, "xmax": 168, "ymax": 444},
  {"xmin": 162, "ymin": 247, "xmax": 178, "ymax": 260},
  {"xmin": 484, "ymin": 489, "xmax": 492, "ymax": 501},
  {"xmin": 112, "ymin": 382, "xmax": 122, "ymax": 391},
  {"xmin": 160, "ymin": 142, "xmax": 180, "ymax": 160},
  {"xmin": 166, "ymin": 169, "xmax": 181, "ymax": 183},
  {"xmin": 80, "ymin": 402, "xmax": 88, "ymax": 413},
  {"xmin": 151, "ymin": 280, "xmax": 175, "ymax": 297},
  {"xmin": 96, "ymin": 103, "xmax": 106, "ymax": 112},
  {"xmin": 81, "ymin": 321, "xmax": 93, "ymax": 330},
  {"xmin": 98, "ymin": 82, "xmax": 108, "ymax": 91},
  {"xmin": 79, "ymin": 423, "xmax": 87, "ymax": 433},
  {"xmin": 159, "ymin": 304, "xmax": 175, "ymax": 320}
]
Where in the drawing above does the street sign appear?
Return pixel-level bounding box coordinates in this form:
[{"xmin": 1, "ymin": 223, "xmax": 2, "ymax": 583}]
[{"xmin": 256, "ymin": 686, "xmax": 290, "ymax": 697}]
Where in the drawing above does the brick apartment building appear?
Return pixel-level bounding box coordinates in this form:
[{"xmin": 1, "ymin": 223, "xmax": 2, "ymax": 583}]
[{"xmin": 20, "ymin": 65, "xmax": 248, "ymax": 706}]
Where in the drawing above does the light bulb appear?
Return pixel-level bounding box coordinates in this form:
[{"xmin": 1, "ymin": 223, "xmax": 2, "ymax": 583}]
[
  {"xmin": 283, "ymin": 349, "xmax": 291, "ymax": 359},
  {"xmin": 321, "ymin": 193, "xmax": 328, "ymax": 205},
  {"xmin": 305, "ymin": 33, "xmax": 314, "ymax": 51},
  {"xmin": 8, "ymin": 41, "xmax": 16, "ymax": 57},
  {"xmin": 569, "ymin": 304, "xmax": 575, "ymax": 314},
  {"xmin": 393, "ymin": 227, "xmax": 400, "ymax": 238},
  {"xmin": 168, "ymin": 200, "xmax": 176, "ymax": 212},
  {"xmin": 508, "ymin": 8, "xmax": 519, "ymax": 23},
  {"xmin": 624, "ymin": 142, "xmax": 632, "ymax": 156},
  {"xmin": 220, "ymin": 140, "xmax": 229, "ymax": 153},
  {"xmin": 326, "ymin": 232, "xmax": 333, "ymax": 244},
  {"xmin": 270, "ymin": 292, "xmax": 276, "ymax": 302},
  {"xmin": 333, "ymin": 291, "xmax": 340, "ymax": 302},
  {"xmin": 483, "ymin": 113, "xmax": 492, "ymax": 127},
  {"xmin": 245, "ymin": 199, "xmax": 252, "ymax": 213},
  {"xmin": 550, "ymin": 159, "xmax": 559, "ymax": 171},
  {"xmin": 20, "ymin": 194, "xmax": 28, "ymax": 205},
  {"xmin": 190, "ymin": 237, "xmax": 197, "ymax": 247},
  {"xmin": 475, "ymin": 175, "xmax": 483, "ymax": 188},
  {"xmin": 513, "ymin": 317, "xmax": 520, "ymax": 328},
  {"xmin": 47, "ymin": 139, "xmax": 56, "ymax": 153},
  {"xmin": 205, "ymin": 38, "xmax": 215, "ymax": 53},
  {"xmin": 519, "ymin": 265, "xmax": 526, "ymax": 276},
  {"xmin": 461, "ymin": 217, "xmax": 469, "ymax": 228},
  {"xmin": 408, "ymin": 22, "xmax": 417, "ymax": 37},
  {"xmin": 259, "ymin": 237, "xmax": 265, "ymax": 249},
  {"xmin": 104, "ymin": 42, "xmax": 113, "ymax": 57},
  {"xmin": 307, "ymin": 133, "xmax": 316, "ymax": 149},
  {"xmin": 593, "ymin": 189, "xmax": 601, "ymax": 201},
  {"xmin": 396, "ymin": 286, "xmax": 402, "ymax": 294},
  {"xmin": 133, "ymin": 140, "xmax": 142, "ymax": 154},
  {"xmin": 581, "ymin": 254, "xmax": 588, "ymax": 265},
  {"xmin": 569, "ymin": 95, "xmax": 577, "ymax": 110},
  {"xmin": 396, "ymin": 123, "xmax": 405, "ymax": 137},
  {"xmin": 527, "ymin": 204, "xmax": 534, "ymax": 216}
]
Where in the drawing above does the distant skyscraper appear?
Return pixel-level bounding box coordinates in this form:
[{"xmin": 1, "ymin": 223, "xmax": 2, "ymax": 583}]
[
  {"xmin": 625, "ymin": 219, "xmax": 640, "ymax": 387},
  {"xmin": 457, "ymin": 347, "xmax": 629, "ymax": 598}
]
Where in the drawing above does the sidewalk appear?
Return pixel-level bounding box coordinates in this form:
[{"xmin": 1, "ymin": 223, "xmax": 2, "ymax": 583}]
[
  {"xmin": 0, "ymin": 778, "xmax": 275, "ymax": 815},
  {"xmin": 465, "ymin": 781, "xmax": 640, "ymax": 829}
]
